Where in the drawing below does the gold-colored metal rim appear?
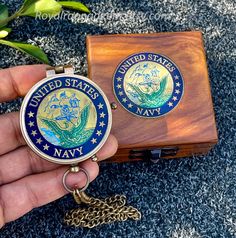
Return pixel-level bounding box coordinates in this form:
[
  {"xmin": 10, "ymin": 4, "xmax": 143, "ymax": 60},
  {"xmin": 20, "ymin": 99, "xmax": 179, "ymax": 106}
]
[
  {"xmin": 20, "ymin": 74, "xmax": 112, "ymax": 165},
  {"xmin": 62, "ymin": 167, "xmax": 90, "ymax": 193}
]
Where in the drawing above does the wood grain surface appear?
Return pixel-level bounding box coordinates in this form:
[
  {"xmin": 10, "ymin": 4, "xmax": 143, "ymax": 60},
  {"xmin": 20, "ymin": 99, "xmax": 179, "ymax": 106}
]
[{"xmin": 86, "ymin": 32, "xmax": 218, "ymax": 162}]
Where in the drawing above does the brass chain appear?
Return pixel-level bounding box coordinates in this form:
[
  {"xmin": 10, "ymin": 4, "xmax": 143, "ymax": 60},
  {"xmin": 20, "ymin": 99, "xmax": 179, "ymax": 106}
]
[{"xmin": 64, "ymin": 190, "xmax": 141, "ymax": 228}]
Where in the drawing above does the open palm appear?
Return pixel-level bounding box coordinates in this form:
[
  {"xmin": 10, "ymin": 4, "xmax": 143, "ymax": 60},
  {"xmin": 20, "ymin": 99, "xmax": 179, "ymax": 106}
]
[{"xmin": 0, "ymin": 65, "xmax": 118, "ymax": 228}]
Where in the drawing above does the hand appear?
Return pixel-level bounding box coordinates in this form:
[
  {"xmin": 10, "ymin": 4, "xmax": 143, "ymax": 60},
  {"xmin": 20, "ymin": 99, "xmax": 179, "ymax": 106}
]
[{"xmin": 0, "ymin": 65, "xmax": 118, "ymax": 228}]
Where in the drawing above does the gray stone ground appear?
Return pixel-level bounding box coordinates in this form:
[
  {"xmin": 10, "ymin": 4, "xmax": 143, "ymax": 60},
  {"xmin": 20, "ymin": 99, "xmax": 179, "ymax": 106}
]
[{"xmin": 0, "ymin": 0, "xmax": 235, "ymax": 237}]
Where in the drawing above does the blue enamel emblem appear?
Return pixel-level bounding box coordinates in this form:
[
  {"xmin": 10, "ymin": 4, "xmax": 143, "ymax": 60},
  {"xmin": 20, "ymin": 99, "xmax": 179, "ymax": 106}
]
[
  {"xmin": 113, "ymin": 52, "xmax": 184, "ymax": 118},
  {"xmin": 21, "ymin": 76, "xmax": 111, "ymax": 163}
]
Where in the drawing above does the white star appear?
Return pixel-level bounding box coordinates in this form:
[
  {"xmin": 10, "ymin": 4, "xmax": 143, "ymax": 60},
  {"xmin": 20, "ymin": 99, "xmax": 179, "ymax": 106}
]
[
  {"xmin": 116, "ymin": 77, "xmax": 122, "ymax": 82},
  {"xmin": 168, "ymin": 102, "xmax": 173, "ymax": 107},
  {"xmin": 100, "ymin": 112, "xmax": 106, "ymax": 118},
  {"xmin": 116, "ymin": 84, "xmax": 122, "ymax": 89},
  {"xmin": 28, "ymin": 121, "xmax": 34, "ymax": 127},
  {"xmin": 43, "ymin": 144, "xmax": 49, "ymax": 150},
  {"xmin": 172, "ymin": 96, "xmax": 178, "ymax": 101},
  {"xmin": 31, "ymin": 130, "xmax": 37, "ymax": 136},
  {"xmin": 28, "ymin": 111, "xmax": 34, "ymax": 118},
  {"xmin": 118, "ymin": 91, "xmax": 124, "ymax": 96},
  {"xmin": 99, "ymin": 121, "xmax": 105, "ymax": 127},
  {"xmin": 96, "ymin": 130, "xmax": 102, "ymax": 136},
  {"xmin": 176, "ymin": 82, "xmax": 181, "ymax": 87},
  {"xmin": 98, "ymin": 103, "xmax": 104, "ymax": 109},
  {"xmin": 174, "ymin": 75, "xmax": 179, "ymax": 80},
  {"xmin": 91, "ymin": 138, "xmax": 97, "ymax": 144},
  {"xmin": 122, "ymin": 98, "xmax": 127, "ymax": 103},
  {"xmin": 128, "ymin": 103, "xmax": 133, "ymax": 108},
  {"xmin": 175, "ymin": 89, "xmax": 180, "ymax": 94},
  {"xmin": 36, "ymin": 138, "xmax": 42, "ymax": 144}
]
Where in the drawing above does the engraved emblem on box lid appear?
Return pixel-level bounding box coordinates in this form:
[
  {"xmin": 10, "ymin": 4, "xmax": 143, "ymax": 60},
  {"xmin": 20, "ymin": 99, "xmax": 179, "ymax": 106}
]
[
  {"xmin": 20, "ymin": 75, "xmax": 112, "ymax": 164},
  {"xmin": 113, "ymin": 52, "xmax": 184, "ymax": 118}
]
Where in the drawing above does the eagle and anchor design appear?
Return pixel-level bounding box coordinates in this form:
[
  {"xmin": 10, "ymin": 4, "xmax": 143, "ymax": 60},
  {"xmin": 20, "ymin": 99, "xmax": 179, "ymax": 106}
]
[
  {"xmin": 125, "ymin": 62, "xmax": 173, "ymax": 108},
  {"xmin": 38, "ymin": 89, "xmax": 96, "ymax": 149},
  {"xmin": 113, "ymin": 52, "xmax": 184, "ymax": 118}
]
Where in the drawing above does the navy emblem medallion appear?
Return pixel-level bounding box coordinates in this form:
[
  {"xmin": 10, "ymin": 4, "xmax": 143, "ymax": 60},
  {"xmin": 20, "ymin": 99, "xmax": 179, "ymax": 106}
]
[
  {"xmin": 113, "ymin": 52, "xmax": 184, "ymax": 118},
  {"xmin": 20, "ymin": 75, "xmax": 112, "ymax": 164}
]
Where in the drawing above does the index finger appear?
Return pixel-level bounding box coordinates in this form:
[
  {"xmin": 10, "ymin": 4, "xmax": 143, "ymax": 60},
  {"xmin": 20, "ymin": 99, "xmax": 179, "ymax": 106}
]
[{"xmin": 0, "ymin": 65, "xmax": 47, "ymax": 102}]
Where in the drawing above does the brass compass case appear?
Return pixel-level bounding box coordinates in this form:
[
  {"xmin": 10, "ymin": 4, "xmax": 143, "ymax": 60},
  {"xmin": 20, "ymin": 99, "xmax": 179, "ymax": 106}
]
[{"xmin": 20, "ymin": 66, "xmax": 112, "ymax": 165}]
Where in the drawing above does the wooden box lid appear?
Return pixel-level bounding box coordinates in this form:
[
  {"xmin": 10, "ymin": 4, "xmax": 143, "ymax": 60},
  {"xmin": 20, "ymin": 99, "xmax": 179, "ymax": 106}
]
[{"xmin": 86, "ymin": 32, "xmax": 218, "ymax": 162}]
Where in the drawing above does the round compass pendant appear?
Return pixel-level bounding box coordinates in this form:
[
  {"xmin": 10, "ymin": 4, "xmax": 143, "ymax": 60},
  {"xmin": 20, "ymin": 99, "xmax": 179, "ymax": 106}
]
[
  {"xmin": 113, "ymin": 52, "xmax": 184, "ymax": 118},
  {"xmin": 20, "ymin": 73, "xmax": 112, "ymax": 164}
]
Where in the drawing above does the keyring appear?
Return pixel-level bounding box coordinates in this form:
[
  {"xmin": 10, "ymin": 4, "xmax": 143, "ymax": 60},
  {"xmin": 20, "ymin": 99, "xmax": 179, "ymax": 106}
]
[{"xmin": 62, "ymin": 166, "xmax": 90, "ymax": 193}]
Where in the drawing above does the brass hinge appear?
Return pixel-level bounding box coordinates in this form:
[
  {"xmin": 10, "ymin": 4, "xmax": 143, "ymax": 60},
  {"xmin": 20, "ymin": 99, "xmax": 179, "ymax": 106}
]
[{"xmin": 46, "ymin": 65, "xmax": 74, "ymax": 77}]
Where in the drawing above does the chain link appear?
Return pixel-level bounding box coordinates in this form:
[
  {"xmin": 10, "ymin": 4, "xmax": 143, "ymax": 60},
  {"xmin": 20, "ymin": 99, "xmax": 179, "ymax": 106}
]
[{"xmin": 64, "ymin": 190, "xmax": 141, "ymax": 228}]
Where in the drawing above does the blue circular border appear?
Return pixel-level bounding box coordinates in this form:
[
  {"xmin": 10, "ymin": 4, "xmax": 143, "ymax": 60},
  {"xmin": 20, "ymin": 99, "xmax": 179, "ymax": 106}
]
[
  {"xmin": 24, "ymin": 76, "xmax": 110, "ymax": 161},
  {"xmin": 113, "ymin": 52, "xmax": 184, "ymax": 118}
]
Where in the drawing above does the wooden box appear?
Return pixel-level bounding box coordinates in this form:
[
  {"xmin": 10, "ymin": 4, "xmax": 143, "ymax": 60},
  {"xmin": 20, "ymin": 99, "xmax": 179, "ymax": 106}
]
[{"xmin": 86, "ymin": 32, "xmax": 218, "ymax": 163}]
